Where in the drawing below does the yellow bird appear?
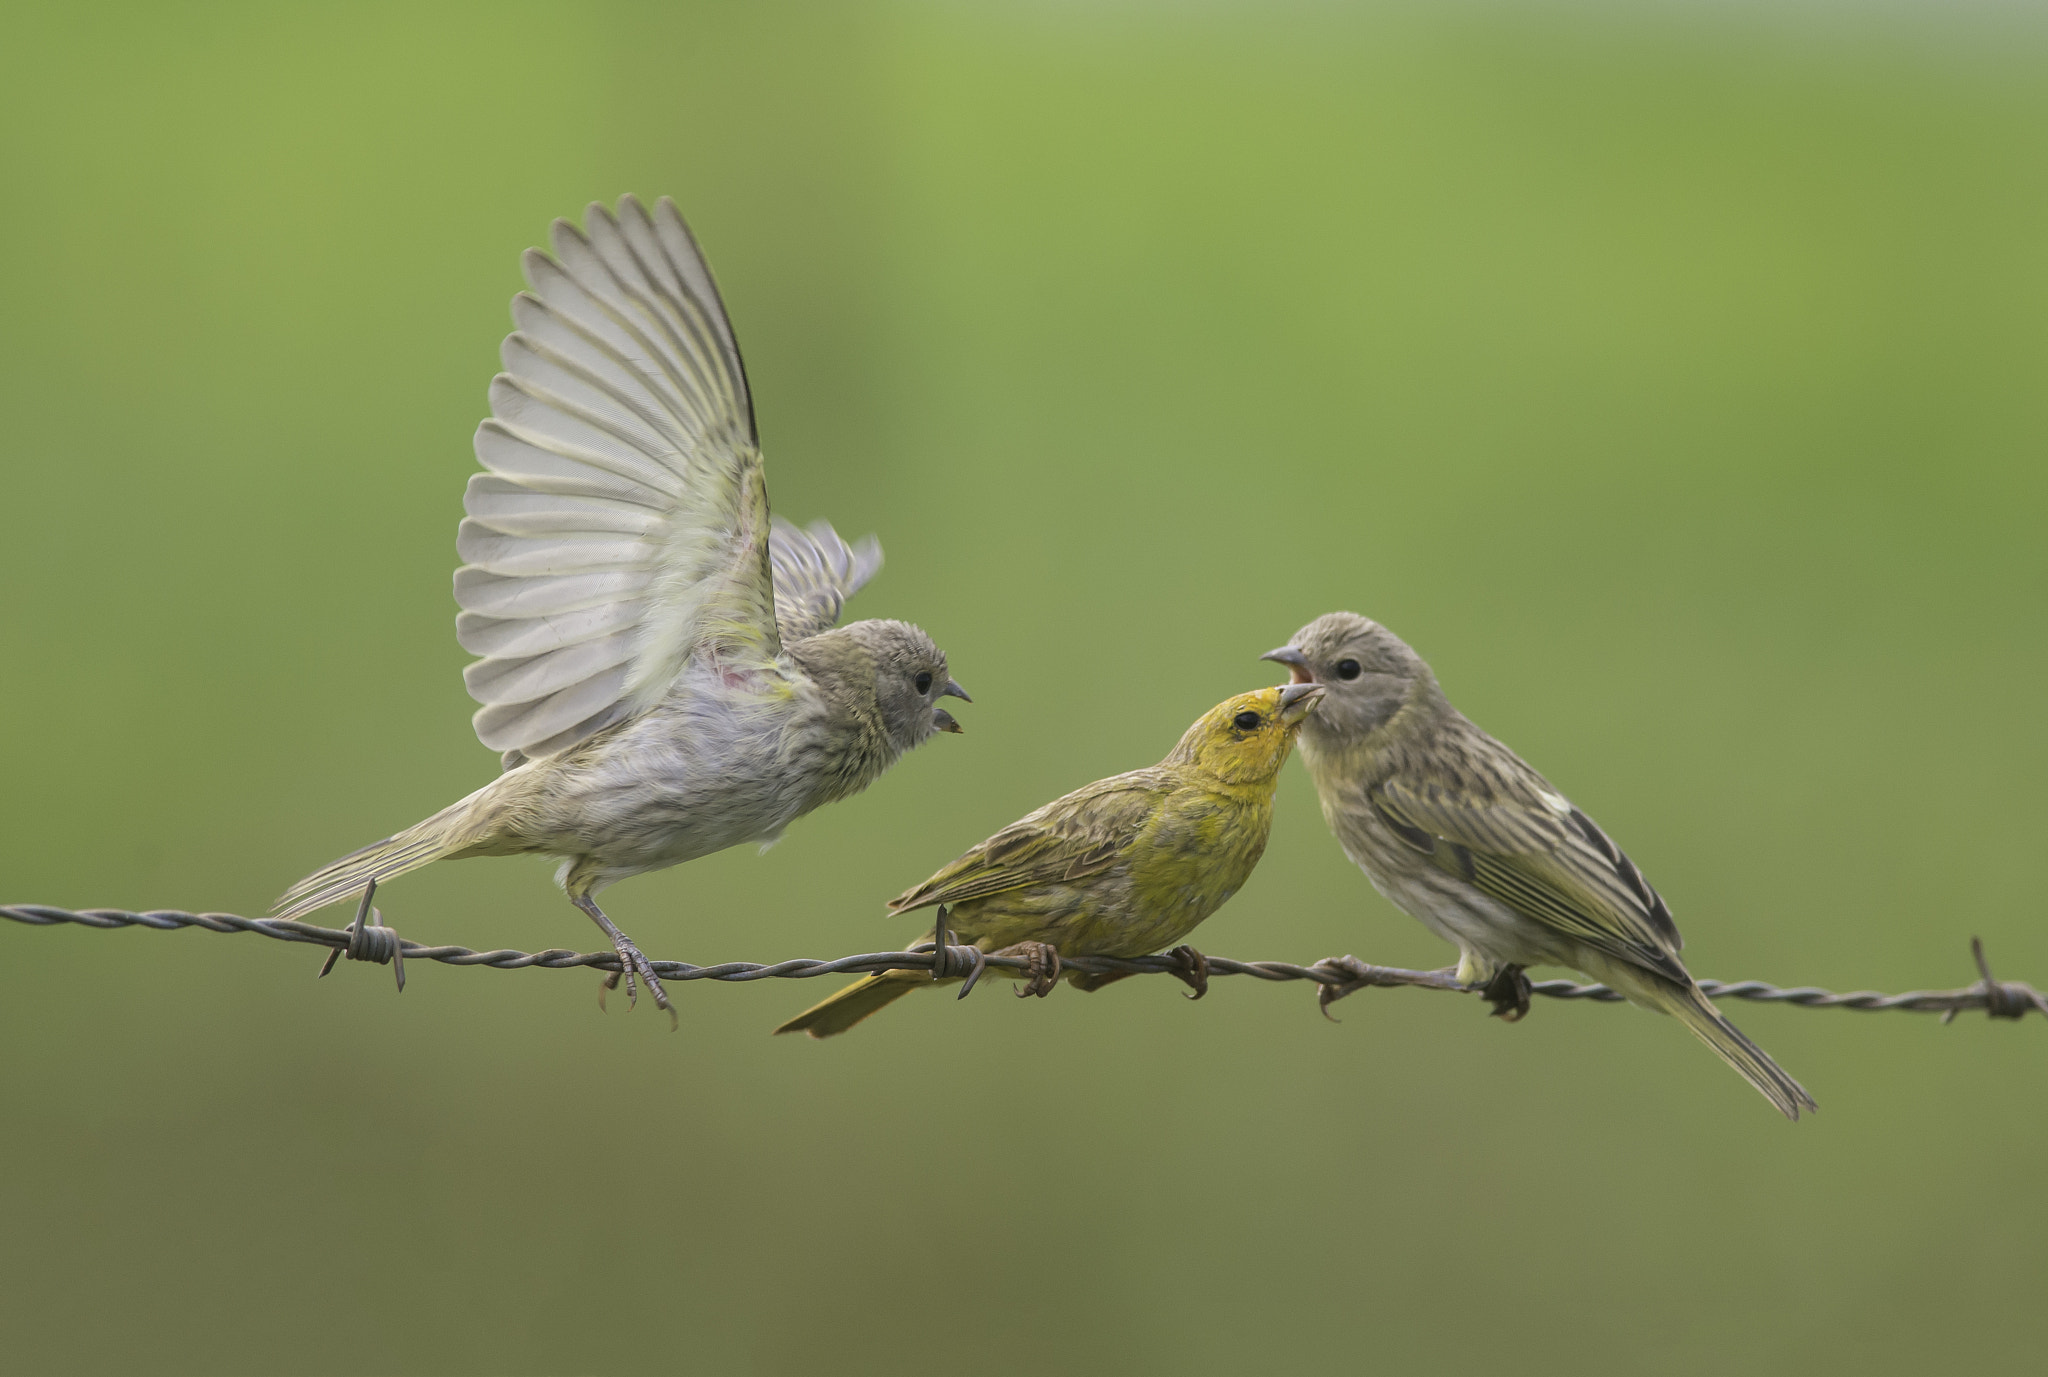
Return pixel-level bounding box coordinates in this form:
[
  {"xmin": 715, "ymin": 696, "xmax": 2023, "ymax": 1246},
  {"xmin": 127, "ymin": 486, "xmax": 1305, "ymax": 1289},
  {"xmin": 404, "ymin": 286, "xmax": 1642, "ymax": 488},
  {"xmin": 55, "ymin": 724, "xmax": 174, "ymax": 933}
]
[{"xmin": 775, "ymin": 682, "xmax": 1324, "ymax": 1038}]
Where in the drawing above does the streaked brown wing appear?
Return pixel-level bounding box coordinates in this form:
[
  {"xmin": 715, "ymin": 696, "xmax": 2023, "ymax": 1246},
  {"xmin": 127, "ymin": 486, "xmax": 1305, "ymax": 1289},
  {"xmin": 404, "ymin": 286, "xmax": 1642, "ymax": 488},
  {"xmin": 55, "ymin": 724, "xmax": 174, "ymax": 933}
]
[{"xmin": 1373, "ymin": 732, "xmax": 1687, "ymax": 982}]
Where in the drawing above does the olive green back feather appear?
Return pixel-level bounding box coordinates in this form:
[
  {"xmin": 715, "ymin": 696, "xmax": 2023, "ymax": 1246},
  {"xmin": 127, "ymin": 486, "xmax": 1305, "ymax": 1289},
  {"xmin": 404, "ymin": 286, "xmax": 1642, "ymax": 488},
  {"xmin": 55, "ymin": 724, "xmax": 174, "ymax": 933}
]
[{"xmin": 888, "ymin": 772, "xmax": 1174, "ymax": 913}]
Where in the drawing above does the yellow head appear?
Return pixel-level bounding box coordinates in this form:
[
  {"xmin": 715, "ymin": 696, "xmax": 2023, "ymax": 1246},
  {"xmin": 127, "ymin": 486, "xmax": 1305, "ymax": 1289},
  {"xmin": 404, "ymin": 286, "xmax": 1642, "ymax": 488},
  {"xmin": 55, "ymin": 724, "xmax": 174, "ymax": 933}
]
[{"xmin": 1165, "ymin": 683, "xmax": 1325, "ymax": 786}]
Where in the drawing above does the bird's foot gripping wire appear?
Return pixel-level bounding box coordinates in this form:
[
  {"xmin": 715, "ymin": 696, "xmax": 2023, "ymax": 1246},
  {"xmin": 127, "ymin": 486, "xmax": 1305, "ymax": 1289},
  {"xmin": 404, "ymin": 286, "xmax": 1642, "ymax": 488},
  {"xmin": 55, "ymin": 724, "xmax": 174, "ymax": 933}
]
[
  {"xmin": 1166, "ymin": 944, "xmax": 1210, "ymax": 1000},
  {"xmin": 1308, "ymin": 956, "xmax": 1466, "ymax": 1021},
  {"xmin": 574, "ymin": 896, "xmax": 676, "ymax": 1031},
  {"xmin": 597, "ymin": 939, "xmax": 676, "ymax": 1030},
  {"xmin": 995, "ymin": 941, "xmax": 1063, "ymax": 998},
  {"xmin": 1478, "ymin": 964, "xmax": 1532, "ymax": 1022}
]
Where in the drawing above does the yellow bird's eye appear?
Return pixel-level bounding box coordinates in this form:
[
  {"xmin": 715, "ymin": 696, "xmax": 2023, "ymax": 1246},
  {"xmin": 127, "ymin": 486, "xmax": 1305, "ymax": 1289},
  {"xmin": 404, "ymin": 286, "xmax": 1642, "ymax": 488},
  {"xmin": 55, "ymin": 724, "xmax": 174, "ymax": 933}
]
[{"xmin": 1233, "ymin": 711, "xmax": 1261, "ymax": 731}]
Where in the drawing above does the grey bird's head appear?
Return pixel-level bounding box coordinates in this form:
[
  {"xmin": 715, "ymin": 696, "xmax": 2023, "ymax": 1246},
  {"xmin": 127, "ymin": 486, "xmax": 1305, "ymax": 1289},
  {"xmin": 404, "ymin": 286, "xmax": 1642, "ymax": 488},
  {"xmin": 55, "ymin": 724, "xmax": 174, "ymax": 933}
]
[
  {"xmin": 837, "ymin": 618, "xmax": 971, "ymax": 752},
  {"xmin": 1260, "ymin": 611, "xmax": 1435, "ymax": 744}
]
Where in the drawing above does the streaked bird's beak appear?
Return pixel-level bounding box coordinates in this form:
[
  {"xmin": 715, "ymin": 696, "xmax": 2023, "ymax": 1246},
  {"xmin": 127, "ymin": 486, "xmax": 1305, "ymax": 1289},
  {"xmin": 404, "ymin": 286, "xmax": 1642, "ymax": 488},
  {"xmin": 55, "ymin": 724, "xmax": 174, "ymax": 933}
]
[
  {"xmin": 933, "ymin": 708, "xmax": 964, "ymax": 734},
  {"xmin": 1277, "ymin": 681, "xmax": 1325, "ymax": 724},
  {"xmin": 940, "ymin": 678, "xmax": 971, "ymax": 703},
  {"xmin": 1262, "ymin": 646, "xmax": 1314, "ymax": 685}
]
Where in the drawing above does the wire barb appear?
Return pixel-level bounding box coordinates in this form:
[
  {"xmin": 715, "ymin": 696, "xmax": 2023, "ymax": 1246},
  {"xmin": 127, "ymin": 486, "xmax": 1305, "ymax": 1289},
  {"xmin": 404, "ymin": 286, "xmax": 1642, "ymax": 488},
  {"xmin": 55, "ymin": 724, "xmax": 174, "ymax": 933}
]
[
  {"xmin": 315, "ymin": 881, "xmax": 405, "ymax": 992},
  {"xmin": 3, "ymin": 903, "xmax": 2043, "ymax": 1024},
  {"xmin": 1944, "ymin": 936, "xmax": 2048, "ymax": 1024},
  {"xmin": 917, "ymin": 904, "xmax": 984, "ymax": 984}
]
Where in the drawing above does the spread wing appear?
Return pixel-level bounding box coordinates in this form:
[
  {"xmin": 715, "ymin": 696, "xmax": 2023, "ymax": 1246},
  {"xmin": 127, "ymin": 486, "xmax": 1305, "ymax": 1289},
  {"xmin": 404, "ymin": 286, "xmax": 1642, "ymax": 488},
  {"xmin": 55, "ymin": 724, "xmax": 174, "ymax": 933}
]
[
  {"xmin": 453, "ymin": 195, "xmax": 778, "ymax": 762},
  {"xmin": 888, "ymin": 772, "xmax": 1171, "ymax": 913},
  {"xmin": 1372, "ymin": 731, "xmax": 1688, "ymax": 984},
  {"xmin": 769, "ymin": 518, "xmax": 882, "ymax": 644}
]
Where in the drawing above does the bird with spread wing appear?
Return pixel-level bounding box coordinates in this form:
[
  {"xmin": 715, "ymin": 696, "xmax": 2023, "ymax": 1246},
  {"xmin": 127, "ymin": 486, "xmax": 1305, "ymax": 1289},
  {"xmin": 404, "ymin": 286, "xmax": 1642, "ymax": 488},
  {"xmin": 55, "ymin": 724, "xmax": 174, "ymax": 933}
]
[
  {"xmin": 774, "ymin": 683, "xmax": 1324, "ymax": 1038},
  {"xmin": 1264, "ymin": 611, "xmax": 1814, "ymax": 1119},
  {"xmin": 276, "ymin": 197, "xmax": 969, "ymax": 1024}
]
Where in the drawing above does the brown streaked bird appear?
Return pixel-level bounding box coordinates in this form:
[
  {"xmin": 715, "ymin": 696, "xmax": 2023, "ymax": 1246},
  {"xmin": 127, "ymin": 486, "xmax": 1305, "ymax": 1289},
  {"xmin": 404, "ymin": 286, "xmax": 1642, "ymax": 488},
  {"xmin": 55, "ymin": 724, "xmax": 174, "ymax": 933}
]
[
  {"xmin": 774, "ymin": 682, "xmax": 1325, "ymax": 1038},
  {"xmin": 1264, "ymin": 612, "xmax": 1814, "ymax": 1119},
  {"xmin": 273, "ymin": 196, "xmax": 969, "ymax": 1025}
]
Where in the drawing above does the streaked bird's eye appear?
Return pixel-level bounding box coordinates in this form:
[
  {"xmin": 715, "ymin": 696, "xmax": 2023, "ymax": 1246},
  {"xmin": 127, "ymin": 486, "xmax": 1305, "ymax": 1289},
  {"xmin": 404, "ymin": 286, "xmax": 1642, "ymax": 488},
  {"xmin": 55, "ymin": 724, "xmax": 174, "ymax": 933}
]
[
  {"xmin": 1335, "ymin": 659, "xmax": 1361, "ymax": 681},
  {"xmin": 1233, "ymin": 711, "xmax": 1261, "ymax": 731},
  {"xmin": 915, "ymin": 672, "xmax": 933, "ymax": 694}
]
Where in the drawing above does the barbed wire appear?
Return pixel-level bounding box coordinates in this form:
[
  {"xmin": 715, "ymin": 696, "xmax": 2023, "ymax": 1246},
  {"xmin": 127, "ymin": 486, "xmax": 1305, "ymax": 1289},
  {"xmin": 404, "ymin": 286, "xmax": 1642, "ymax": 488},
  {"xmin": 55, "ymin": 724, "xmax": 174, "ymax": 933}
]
[{"xmin": 6, "ymin": 900, "xmax": 2044, "ymax": 1024}]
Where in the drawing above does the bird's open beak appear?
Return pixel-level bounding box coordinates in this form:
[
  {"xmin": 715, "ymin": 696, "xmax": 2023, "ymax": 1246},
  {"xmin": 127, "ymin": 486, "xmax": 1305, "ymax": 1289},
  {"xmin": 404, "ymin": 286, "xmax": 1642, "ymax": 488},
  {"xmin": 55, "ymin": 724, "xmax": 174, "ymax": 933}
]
[
  {"xmin": 932, "ymin": 678, "xmax": 969, "ymax": 733},
  {"xmin": 1262, "ymin": 646, "xmax": 1314, "ymax": 685},
  {"xmin": 1278, "ymin": 681, "xmax": 1325, "ymax": 724}
]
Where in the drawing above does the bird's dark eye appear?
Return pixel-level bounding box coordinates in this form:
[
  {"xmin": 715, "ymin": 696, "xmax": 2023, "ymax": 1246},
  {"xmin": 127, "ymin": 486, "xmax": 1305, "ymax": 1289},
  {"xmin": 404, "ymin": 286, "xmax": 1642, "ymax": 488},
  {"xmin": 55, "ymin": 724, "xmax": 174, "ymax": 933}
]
[
  {"xmin": 1233, "ymin": 711, "xmax": 1261, "ymax": 731},
  {"xmin": 915, "ymin": 672, "xmax": 933, "ymax": 694},
  {"xmin": 1335, "ymin": 659, "xmax": 1361, "ymax": 681}
]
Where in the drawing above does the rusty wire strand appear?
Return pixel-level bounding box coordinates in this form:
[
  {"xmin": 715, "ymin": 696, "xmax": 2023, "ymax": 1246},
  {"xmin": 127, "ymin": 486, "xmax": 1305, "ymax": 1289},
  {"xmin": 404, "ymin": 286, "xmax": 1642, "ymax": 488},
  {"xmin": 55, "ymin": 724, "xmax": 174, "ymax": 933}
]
[{"xmin": 6, "ymin": 902, "xmax": 2045, "ymax": 1023}]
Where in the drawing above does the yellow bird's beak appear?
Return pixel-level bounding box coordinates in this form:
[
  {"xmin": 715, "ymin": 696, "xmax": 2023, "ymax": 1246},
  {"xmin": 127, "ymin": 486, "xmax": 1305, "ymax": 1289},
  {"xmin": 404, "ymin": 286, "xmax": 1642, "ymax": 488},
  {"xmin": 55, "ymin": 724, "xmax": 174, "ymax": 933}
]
[
  {"xmin": 1261, "ymin": 646, "xmax": 1315, "ymax": 685},
  {"xmin": 1277, "ymin": 681, "xmax": 1324, "ymax": 724}
]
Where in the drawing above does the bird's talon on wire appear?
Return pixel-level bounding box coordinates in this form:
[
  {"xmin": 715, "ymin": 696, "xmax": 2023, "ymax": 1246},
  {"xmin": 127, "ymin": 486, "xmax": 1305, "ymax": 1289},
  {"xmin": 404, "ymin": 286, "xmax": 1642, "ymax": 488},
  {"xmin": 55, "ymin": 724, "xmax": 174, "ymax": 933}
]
[
  {"xmin": 1167, "ymin": 944, "xmax": 1210, "ymax": 1000},
  {"xmin": 598, "ymin": 935, "xmax": 674, "ymax": 1028},
  {"xmin": 1002, "ymin": 941, "xmax": 1062, "ymax": 998},
  {"xmin": 575, "ymin": 896, "xmax": 675, "ymax": 1029},
  {"xmin": 1311, "ymin": 955, "xmax": 1373, "ymax": 1020},
  {"xmin": 1481, "ymin": 964, "xmax": 1532, "ymax": 1022}
]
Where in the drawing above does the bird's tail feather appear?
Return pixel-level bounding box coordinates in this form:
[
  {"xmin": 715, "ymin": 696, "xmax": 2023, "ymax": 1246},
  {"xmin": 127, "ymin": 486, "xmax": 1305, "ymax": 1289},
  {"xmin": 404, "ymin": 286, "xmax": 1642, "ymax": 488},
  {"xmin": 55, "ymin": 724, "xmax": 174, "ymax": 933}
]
[
  {"xmin": 773, "ymin": 968, "xmax": 930, "ymax": 1038},
  {"xmin": 273, "ymin": 788, "xmax": 496, "ymax": 920},
  {"xmin": 1658, "ymin": 980, "xmax": 1816, "ymax": 1120}
]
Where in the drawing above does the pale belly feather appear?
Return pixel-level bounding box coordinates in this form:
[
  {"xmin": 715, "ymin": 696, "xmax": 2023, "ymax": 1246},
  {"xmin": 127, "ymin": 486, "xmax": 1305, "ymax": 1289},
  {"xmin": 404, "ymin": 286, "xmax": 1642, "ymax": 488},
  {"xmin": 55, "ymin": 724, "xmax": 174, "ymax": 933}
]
[
  {"xmin": 1326, "ymin": 791, "xmax": 1579, "ymax": 981},
  {"xmin": 519, "ymin": 670, "xmax": 824, "ymax": 882}
]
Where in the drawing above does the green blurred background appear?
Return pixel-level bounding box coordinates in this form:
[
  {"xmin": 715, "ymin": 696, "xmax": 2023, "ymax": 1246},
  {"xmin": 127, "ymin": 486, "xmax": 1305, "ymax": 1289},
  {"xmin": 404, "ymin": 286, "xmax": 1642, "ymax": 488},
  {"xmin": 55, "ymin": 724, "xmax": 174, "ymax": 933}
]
[{"xmin": 3, "ymin": 1, "xmax": 2044, "ymax": 1372}]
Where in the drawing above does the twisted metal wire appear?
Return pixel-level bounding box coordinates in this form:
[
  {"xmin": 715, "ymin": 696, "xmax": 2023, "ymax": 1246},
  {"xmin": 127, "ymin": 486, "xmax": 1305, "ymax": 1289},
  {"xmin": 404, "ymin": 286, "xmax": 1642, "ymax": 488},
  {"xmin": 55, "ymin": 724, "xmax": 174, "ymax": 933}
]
[{"xmin": 6, "ymin": 902, "xmax": 2044, "ymax": 1022}]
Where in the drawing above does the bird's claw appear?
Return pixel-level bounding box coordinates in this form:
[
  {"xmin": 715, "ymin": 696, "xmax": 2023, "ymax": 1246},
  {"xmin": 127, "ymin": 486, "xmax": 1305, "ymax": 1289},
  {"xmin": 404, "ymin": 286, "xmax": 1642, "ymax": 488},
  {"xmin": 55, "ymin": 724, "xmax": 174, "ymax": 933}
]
[
  {"xmin": 599, "ymin": 935, "xmax": 678, "ymax": 1031},
  {"xmin": 1311, "ymin": 957, "xmax": 1465, "ymax": 1021},
  {"xmin": 1166, "ymin": 944, "xmax": 1210, "ymax": 1000},
  {"xmin": 1311, "ymin": 954, "xmax": 1376, "ymax": 1020},
  {"xmin": 1479, "ymin": 964, "xmax": 1532, "ymax": 1022},
  {"xmin": 1004, "ymin": 941, "xmax": 1062, "ymax": 998}
]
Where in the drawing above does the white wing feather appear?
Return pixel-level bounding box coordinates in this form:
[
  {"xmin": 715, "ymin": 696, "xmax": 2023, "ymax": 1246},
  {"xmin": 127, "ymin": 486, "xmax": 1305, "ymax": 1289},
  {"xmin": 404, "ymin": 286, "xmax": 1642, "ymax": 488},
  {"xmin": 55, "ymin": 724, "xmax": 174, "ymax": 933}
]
[{"xmin": 454, "ymin": 196, "xmax": 779, "ymax": 761}]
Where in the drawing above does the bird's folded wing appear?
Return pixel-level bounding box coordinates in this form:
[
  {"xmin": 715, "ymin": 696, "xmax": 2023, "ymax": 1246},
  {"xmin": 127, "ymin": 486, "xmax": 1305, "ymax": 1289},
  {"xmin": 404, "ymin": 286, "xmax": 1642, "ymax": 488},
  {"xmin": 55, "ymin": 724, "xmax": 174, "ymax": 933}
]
[
  {"xmin": 1373, "ymin": 764, "xmax": 1687, "ymax": 982},
  {"xmin": 454, "ymin": 195, "xmax": 779, "ymax": 761},
  {"xmin": 769, "ymin": 518, "xmax": 883, "ymax": 644},
  {"xmin": 887, "ymin": 775, "xmax": 1169, "ymax": 913}
]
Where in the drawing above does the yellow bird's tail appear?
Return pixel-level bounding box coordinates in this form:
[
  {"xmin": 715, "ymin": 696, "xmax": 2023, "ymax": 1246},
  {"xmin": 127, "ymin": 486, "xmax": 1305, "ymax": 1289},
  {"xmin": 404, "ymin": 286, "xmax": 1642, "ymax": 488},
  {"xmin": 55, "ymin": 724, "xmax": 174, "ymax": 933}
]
[
  {"xmin": 774, "ymin": 968, "xmax": 931, "ymax": 1038},
  {"xmin": 1612, "ymin": 966, "xmax": 1816, "ymax": 1120}
]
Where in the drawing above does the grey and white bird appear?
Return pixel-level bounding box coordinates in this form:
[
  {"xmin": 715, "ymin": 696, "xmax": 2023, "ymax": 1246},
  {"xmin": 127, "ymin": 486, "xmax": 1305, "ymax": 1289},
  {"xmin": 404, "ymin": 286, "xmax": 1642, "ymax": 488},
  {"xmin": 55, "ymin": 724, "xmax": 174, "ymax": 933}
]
[
  {"xmin": 276, "ymin": 196, "xmax": 969, "ymax": 1023},
  {"xmin": 1264, "ymin": 612, "xmax": 1814, "ymax": 1119}
]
